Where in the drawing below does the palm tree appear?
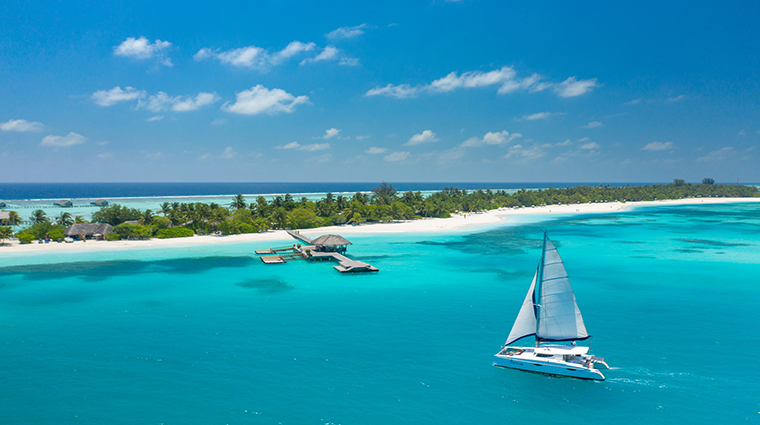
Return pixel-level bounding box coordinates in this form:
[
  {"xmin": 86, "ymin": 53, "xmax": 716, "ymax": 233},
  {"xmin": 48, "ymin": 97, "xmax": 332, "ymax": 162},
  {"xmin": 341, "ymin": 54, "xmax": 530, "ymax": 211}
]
[
  {"xmin": 0, "ymin": 226, "xmax": 12, "ymax": 246},
  {"xmin": 231, "ymin": 194, "xmax": 247, "ymax": 210},
  {"xmin": 30, "ymin": 209, "xmax": 48, "ymax": 224},
  {"xmin": 139, "ymin": 209, "xmax": 154, "ymax": 225},
  {"xmin": 56, "ymin": 212, "xmax": 74, "ymax": 227},
  {"xmin": 160, "ymin": 202, "xmax": 171, "ymax": 216},
  {"xmin": 1, "ymin": 211, "xmax": 21, "ymax": 226},
  {"xmin": 75, "ymin": 215, "xmax": 87, "ymax": 224}
]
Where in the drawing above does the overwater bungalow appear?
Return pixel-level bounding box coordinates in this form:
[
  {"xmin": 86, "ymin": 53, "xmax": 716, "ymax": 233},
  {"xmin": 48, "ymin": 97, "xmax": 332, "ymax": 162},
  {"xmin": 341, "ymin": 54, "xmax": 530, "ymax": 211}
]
[
  {"xmin": 0, "ymin": 202, "xmax": 6, "ymax": 208},
  {"xmin": 56, "ymin": 200, "xmax": 73, "ymax": 207},
  {"xmin": 63, "ymin": 223, "xmax": 114, "ymax": 240},
  {"xmin": 91, "ymin": 199, "xmax": 109, "ymax": 207},
  {"xmin": 311, "ymin": 234, "xmax": 352, "ymax": 253}
]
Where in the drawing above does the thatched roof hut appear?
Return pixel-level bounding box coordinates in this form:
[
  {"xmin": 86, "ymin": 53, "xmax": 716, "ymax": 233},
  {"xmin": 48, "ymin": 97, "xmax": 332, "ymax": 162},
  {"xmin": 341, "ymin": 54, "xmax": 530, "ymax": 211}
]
[
  {"xmin": 63, "ymin": 223, "xmax": 114, "ymax": 238},
  {"xmin": 0, "ymin": 202, "xmax": 6, "ymax": 208},
  {"xmin": 311, "ymin": 234, "xmax": 352, "ymax": 252},
  {"xmin": 56, "ymin": 200, "xmax": 73, "ymax": 207},
  {"xmin": 91, "ymin": 199, "xmax": 109, "ymax": 206}
]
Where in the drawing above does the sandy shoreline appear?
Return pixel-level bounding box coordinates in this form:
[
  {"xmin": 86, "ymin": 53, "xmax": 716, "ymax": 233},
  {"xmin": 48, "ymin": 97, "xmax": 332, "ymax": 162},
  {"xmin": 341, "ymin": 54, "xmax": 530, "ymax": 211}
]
[{"xmin": 2, "ymin": 197, "xmax": 758, "ymax": 255}]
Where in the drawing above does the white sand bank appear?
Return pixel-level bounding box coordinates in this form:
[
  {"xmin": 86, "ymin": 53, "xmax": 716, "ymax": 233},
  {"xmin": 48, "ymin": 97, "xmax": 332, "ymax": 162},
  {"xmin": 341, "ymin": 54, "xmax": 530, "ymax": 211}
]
[{"xmin": 2, "ymin": 197, "xmax": 758, "ymax": 255}]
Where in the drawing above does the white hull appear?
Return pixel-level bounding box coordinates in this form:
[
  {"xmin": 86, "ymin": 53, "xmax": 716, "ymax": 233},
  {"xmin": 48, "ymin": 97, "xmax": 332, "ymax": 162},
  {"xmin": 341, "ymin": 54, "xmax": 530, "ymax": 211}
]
[{"xmin": 493, "ymin": 346, "xmax": 606, "ymax": 381}]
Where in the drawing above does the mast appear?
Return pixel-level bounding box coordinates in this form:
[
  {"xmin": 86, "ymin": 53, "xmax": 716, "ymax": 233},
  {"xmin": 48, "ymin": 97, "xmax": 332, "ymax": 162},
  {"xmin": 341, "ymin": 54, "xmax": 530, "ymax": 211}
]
[{"xmin": 535, "ymin": 231, "xmax": 547, "ymax": 347}]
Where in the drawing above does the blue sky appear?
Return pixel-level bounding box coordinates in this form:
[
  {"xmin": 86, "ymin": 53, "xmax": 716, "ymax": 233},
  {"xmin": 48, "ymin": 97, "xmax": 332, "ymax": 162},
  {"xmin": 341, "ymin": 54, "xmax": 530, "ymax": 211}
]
[{"xmin": 1, "ymin": 1, "xmax": 759, "ymax": 183}]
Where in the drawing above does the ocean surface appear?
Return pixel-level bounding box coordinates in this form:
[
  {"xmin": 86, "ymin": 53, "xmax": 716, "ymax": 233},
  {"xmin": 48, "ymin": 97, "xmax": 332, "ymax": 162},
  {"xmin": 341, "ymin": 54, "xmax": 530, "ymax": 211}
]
[{"xmin": 2, "ymin": 202, "xmax": 759, "ymax": 424}]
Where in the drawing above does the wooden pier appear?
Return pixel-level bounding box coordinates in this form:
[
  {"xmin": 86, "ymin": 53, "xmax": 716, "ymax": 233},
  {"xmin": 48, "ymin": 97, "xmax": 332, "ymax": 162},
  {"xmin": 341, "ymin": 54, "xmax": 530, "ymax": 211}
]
[{"xmin": 253, "ymin": 232, "xmax": 379, "ymax": 273}]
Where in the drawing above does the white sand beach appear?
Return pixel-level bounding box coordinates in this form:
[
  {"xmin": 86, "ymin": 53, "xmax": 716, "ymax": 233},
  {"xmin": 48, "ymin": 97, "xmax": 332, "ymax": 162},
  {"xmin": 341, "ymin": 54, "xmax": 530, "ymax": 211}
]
[{"xmin": 2, "ymin": 197, "xmax": 759, "ymax": 254}]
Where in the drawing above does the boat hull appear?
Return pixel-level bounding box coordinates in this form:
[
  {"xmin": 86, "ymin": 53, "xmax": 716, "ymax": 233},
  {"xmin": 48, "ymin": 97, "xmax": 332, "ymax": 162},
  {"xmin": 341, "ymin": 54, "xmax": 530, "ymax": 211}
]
[{"xmin": 493, "ymin": 354, "xmax": 605, "ymax": 381}]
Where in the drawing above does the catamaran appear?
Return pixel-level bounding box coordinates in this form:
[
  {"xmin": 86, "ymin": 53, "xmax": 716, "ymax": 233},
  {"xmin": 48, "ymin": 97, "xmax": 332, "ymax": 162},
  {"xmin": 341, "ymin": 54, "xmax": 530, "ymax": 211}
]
[{"xmin": 494, "ymin": 232, "xmax": 609, "ymax": 380}]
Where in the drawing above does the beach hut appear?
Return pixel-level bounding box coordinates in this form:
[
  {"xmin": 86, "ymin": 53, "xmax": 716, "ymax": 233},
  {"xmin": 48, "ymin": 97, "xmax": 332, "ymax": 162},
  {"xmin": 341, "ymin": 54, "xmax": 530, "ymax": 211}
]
[
  {"xmin": 63, "ymin": 223, "xmax": 114, "ymax": 240},
  {"xmin": 91, "ymin": 199, "xmax": 109, "ymax": 207},
  {"xmin": 311, "ymin": 234, "xmax": 352, "ymax": 253},
  {"xmin": 0, "ymin": 202, "xmax": 6, "ymax": 208},
  {"xmin": 56, "ymin": 200, "xmax": 73, "ymax": 207}
]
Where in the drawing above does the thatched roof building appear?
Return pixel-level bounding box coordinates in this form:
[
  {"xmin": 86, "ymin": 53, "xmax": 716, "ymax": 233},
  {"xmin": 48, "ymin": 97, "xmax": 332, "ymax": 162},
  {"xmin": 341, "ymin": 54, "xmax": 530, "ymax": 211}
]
[
  {"xmin": 0, "ymin": 202, "xmax": 6, "ymax": 208},
  {"xmin": 91, "ymin": 199, "xmax": 109, "ymax": 206},
  {"xmin": 311, "ymin": 234, "xmax": 352, "ymax": 252},
  {"xmin": 63, "ymin": 223, "xmax": 114, "ymax": 238},
  {"xmin": 56, "ymin": 200, "xmax": 73, "ymax": 207}
]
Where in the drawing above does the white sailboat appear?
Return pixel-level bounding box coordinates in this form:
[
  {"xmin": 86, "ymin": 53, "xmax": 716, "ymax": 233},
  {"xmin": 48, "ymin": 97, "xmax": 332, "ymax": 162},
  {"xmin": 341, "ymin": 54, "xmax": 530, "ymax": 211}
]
[{"xmin": 494, "ymin": 232, "xmax": 609, "ymax": 380}]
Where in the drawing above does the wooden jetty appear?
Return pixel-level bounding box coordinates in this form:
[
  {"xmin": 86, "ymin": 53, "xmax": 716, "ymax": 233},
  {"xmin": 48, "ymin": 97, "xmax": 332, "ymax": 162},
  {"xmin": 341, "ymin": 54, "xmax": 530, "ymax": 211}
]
[{"xmin": 253, "ymin": 232, "xmax": 378, "ymax": 273}]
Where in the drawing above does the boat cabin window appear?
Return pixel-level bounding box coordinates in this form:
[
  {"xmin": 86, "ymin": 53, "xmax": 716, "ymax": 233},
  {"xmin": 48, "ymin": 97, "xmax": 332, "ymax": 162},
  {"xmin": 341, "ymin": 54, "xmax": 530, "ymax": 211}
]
[{"xmin": 536, "ymin": 353, "xmax": 554, "ymax": 358}]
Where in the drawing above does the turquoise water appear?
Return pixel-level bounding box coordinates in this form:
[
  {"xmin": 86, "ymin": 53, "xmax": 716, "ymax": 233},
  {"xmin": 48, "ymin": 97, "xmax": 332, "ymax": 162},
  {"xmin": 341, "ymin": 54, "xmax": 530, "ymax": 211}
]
[{"xmin": 1, "ymin": 203, "xmax": 759, "ymax": 424}]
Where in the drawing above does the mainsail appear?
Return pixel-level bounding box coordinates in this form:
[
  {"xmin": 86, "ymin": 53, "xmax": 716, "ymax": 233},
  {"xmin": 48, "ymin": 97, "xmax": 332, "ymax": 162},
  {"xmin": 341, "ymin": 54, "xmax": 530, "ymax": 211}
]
[
  {"xmin": 536, "ymin": 236, "xmax": 590, "ymax": 342},
  {"xmin": 504, "ymin": 270, "xmax": 537, "ymax": 345}
]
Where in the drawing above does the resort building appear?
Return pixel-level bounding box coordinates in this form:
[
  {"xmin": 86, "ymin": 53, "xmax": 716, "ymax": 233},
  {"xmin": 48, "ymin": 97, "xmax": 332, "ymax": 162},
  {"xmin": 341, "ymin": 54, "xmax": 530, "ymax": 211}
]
[
  {"xmin": 56, "ymin": 200, "xmax": 73, "ymax": 207},
  {"xmin": 63, "ymin": 223, "xmax": 114, "ymax": 240},
  {"xmin": 311, "ymin": 234, "xmax": 352, "ymax": 253},
  {"xmin": 0, "ymin": 202, "xmax": 6, "ymax": 208},
  {"xmin": 91, "ymin": 199, "xmax": 109, "ymax": 207}
]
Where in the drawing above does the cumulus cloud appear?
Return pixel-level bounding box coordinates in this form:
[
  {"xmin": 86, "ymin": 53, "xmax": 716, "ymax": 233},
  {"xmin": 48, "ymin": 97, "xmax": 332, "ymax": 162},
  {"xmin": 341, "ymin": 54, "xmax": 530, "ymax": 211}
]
[
  {"xmin": 366, "ymin": 67, "xmax": 596, "ymax": 99},
  {"xmin": 275, "ymin": 141, "xmax": 330, "ymax": 151},
  {"xmin": 301, "ymin": 46, "xmax": 340, "ymax": 64},
  {"xmin": 339, "ymin": 57, "xmax": 360, "ymax": 66},
  {"xmin": 579, "ymin": 142, "xmax": 600, "ymax": 150},
  {"xmin": 316, "ymin": 128, "xmax": 341, "ymax": 139},
  {"xmin": 697, "ymin": 147, "xmax": 734, "ymax": 162},
  {"xmin": 581, "ymin": 121, "xmax": 603, "ymax": 129},
  {"xmin": 367, "ymin": 147, "xmax": 387, "ymax": 154},
  {"xmin": 518, "ymin": 112, "xmax": 564, "ymax": 121},
  {"xmin": 365, "ymin": 84, "xmax": 419, "ymax": 99},
  {"xmin": 554, "ymin": 77, "xmax": 598, "ymax": 97},
  {"xmin": 642, "ymin": 141, "xmax": 674, "ymax": 151},
  {"xmin": 221, "ymin": 147, "xmax": 237, "ymax": 159},
  {"xmin": 461, "ymin": 130, "xmax": 521, "ymax": 147},
  {"xmin": 91, "ymin": 86, "xmax": 146, "ymax": 106},
  {"xmin": 384, "ymin": 151, "xmax": 410, "ymax": 162},
  {"xmin": 140, "ymin": 91, "xmax": 220, "ymax": 112},
  {"xmin": 113, "ymin": 37, "xmax": 173, "ymax": 66},
  {"xmin": 146, "ymin": 116, "xmax": 164, "ymax": 122},
  {"xmin": 504, "ymin": 144, "xmax": 546, "ymax": 160},
  {"xmin": 195, "ymin": 41, "xmax": 316, "ymax": 70},
  {"xmin": 211, "ymin": 119, "xmax": 227, "ymax": 125},
  {"xmin": 222, "ymin": 85, "xmax": 309, "ymax": 115},
  {"xmin": 326, "ymin": 24, "xmax": 368, "ymax": 40},
  {"xmin": 406, "ymin": 130, "xmax": 439, "ymax": 146},
  {"xmin": 1, "ymin": 119, "xmax": 43, "ymax": 132},
  {"xmin": 624, "ymin": 98, "xmax": 642, "ymax": 105},
  {"xmin": 41, "ymin": 132, "xmax": 87, "ymax": 147}
]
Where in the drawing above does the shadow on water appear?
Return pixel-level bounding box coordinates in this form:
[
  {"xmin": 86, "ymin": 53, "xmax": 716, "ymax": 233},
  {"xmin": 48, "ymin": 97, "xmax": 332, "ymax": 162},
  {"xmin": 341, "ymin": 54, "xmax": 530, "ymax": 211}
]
[
  {"xmin": 0, "ymin": 256, "xmax": 257, "ymax": 282},
  {"xmin": 236, "ymin": 277, "xmax": 295, "ymax": 294},
  {"xmin": 678, "ymin": 238, "xmax": 751, "ymax": 247}
]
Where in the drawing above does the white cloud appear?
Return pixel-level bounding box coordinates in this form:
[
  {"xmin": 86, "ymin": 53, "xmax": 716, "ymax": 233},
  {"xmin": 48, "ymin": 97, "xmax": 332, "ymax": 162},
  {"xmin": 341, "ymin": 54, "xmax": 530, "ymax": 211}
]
[
  {"xmin": 146, "ymin": 151, "xmax": 165, "ymax": 160},
  {"xmin": 697, "ymin": 147, "xmax": 734, "ymax": 162},
  {"xmin": 339, "ymin": 57, "xmax": 360, "ymax": 66},
  {"xmin": 461, "ymin": 130, "xmax": 521, "ymax": 147},
  {"xmin": 624, "ymin": 98, "xmax": 642, "ymax": 105},
  {"xmin": 504, "ymin": 144, "xmax": 546, "ymax": 160},
  {"xmin": 365, "ymin": 84, "xmax": 419, "ymax": 99},
  {"xmin": 355, "ymin": 135, "xmax": 370, "ymax": 140},
  {"xmin": 554, "ymin": 77, "xmax": 598, "ymax": 97},
  {"xmin": 146, "ymin": 115, "xmax": 164, "ymax": 122},
  {"xmin": 367, "ymin": 147, "xmax": 387, "ymax": 154},
  {"xmin": 384, "ymin": 151, "xmax": 410, "ymax": 162},
  {"xmin": 518, "ymin": 112, "xmax": 564, "ymax": 121},
  {"xmin": 326, "ymin": 24, "xmax": 368, "ymax": 40},
  {"xmin": 306, "ymin": 154, "xmax": 333, "ymax": 163},
  {"xmin": 738, "ymin": 130, "xmax": 747, "ymax": 136},
  {"xmin": 275, "ymin": 141, "xmax": 329, "ymax": 151},
  {"xmin": 222, "ymin": 85, "xmax": 309, "ymax": 115},
  {"xmin": 277, "ymin": 141, "xmax": 301, "ymax": 150},
  {"xmin": 642, "ymin": 141, "xmax": 674, "ymax": 151},
  {"xmin": 172, "ymin": 92, "xmax": 221, "ymax": 111},
  {"xmin": 366, "ymin": 67, "xmax": 596, "ymax": 99},
  {"xmin": 556, "ymin": 139, "xmax": 572, "ymax": 146},
  {"xmin": 316, "ymin": 128, "xmax": 341, "ymax": 139},
  {"xmin": 211, "ymin": 118, "xmax": 227, "ymax": 125},
  {"xmin": 1, "ymin": 119, "xmax": 43, "ymax": 132},
  {"xmin": 301, "ymin": 143, "xmax": 330, "ymax": 151},
  {"xmin": 96, "ymin": 153, "xmax": 114, "ymax": 160},
  {"xmin": 91, "ymin": 86, "xmax": 146, "ymax": 106},
  {"xmin": 406, "ymin": 130, "xmax": 439, "ymax": 146},
  {"xmin": 221, "ymin": 147, "xmax": 237, "ymax": 159},
  {"xmin": 439, "ymin": 147, "xmax": 466, "ymax": 162},
  {"xmin": 581, "ymin": 121, "xmax": 603, "ymax": 129},
  {"xmin": 41, "ymin": 132, "xmax": 86, "ymax": 147},
  {"xmin": 196, "ymin": 41, "xmax": 316, "ymax": 70},
  {"xmin": 580, "ymin": 142, "xmax": 600, "ymax": 150},
  {"xmin": 301, "ymin": 46, "xmax": 339, "ymax": 64},
  {"xmin": 113, "ymin": 37, "xmax": 173, "ymax": 66},
  {"xmin": 666, "ymin": 95, "xmax": 686, "ymax": 102}
]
